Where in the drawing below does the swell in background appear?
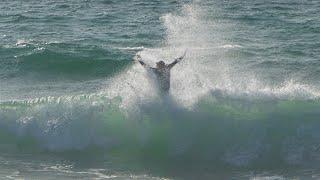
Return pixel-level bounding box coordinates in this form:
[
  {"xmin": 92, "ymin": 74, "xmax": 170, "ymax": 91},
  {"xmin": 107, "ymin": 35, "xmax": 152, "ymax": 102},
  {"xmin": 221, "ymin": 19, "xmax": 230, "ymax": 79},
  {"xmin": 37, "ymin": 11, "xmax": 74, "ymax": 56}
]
[{"xmin": 1, "ymin": 0, "xmax": 320, "ymax": 174}]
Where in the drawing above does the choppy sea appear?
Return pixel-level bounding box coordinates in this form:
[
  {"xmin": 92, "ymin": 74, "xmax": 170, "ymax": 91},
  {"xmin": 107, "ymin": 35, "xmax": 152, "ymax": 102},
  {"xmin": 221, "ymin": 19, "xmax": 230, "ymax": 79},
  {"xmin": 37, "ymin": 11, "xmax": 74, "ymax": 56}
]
[{"xmin": 1, "ymin": 0, "xmax": 320, "ymax": 179}]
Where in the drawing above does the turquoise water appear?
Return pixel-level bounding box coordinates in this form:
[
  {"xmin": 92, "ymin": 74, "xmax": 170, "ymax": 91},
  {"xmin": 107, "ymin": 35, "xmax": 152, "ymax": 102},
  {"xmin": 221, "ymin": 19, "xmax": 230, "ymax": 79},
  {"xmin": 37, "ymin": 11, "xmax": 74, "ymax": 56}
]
[{"xmin": 1, "ymin": 0, "xmax": 320, "ymax": 179}]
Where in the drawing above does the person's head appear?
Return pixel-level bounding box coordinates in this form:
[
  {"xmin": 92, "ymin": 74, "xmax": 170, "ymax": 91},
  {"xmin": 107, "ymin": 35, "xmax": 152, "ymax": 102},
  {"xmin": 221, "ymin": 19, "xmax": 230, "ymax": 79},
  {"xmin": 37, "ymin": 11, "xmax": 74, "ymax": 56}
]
[{"xmin": 156, "ymin": 61, "xmax": 166, "ymax": 69}]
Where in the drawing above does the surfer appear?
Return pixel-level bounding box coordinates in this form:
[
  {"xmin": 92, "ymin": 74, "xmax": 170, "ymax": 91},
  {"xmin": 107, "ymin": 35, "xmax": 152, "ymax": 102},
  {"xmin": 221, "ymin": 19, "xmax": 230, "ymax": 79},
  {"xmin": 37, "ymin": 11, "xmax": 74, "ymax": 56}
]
[{"xmin": 134, "ymin": 52, "xmax": 186, "ymax": 94}]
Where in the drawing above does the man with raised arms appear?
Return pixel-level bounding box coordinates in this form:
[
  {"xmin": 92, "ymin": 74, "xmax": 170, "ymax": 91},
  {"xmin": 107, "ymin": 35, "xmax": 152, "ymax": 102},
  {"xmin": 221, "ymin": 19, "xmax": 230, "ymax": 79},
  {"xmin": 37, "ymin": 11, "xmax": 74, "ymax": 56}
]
[{"xmin": 134, "ymin": 52, "xmax": 186, "ymax": 94}]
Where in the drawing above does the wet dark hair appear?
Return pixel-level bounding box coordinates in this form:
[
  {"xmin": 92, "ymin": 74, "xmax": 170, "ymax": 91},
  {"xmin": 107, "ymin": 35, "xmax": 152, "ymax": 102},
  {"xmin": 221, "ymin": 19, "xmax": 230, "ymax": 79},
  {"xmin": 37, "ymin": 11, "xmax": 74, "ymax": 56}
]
[{"xmin": 157, "ymin": 61, "xmax": 165, "ymax": 66}]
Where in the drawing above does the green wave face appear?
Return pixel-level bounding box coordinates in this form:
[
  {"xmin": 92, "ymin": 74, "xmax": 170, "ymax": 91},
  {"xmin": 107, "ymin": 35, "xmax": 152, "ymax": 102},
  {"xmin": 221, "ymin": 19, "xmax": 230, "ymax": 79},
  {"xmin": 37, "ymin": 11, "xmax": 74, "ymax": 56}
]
[
  {"xmin": 0, "ymin": 45, "xmax": 131, "ymax": 81},
  {"xmin": 1, "ymin": 93, "xmax": 320, "ymax": 170}
]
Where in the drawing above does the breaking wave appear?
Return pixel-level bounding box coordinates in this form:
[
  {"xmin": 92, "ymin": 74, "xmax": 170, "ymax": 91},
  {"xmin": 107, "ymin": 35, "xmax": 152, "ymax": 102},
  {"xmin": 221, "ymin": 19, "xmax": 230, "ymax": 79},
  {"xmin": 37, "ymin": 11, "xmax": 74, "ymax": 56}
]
[{"xmin": 1, "ymin": 1, "xmax": 320, "ymax": 170}]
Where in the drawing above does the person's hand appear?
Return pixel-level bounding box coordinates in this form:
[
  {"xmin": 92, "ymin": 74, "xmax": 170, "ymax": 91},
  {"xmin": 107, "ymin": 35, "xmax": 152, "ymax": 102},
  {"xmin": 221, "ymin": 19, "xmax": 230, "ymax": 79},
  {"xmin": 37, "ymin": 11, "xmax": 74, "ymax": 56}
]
[
  {"xmin": 177, "ymin": 50, "xmax": 187, "ymax": 61},
  {"xmin": 181, "ymin": 50, "xmax": 187, "ymax": 59},
  {"xmin": 134, "ymin": 54, "xmax": 141, "ymax": 61}
]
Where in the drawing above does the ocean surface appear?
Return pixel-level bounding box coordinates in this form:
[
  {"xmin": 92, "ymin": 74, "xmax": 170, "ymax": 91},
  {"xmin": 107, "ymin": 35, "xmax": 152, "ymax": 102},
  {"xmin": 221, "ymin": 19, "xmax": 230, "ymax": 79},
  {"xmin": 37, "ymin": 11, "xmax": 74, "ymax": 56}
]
[{"xmin": 1, "ymin": 0, "xmax": 320, "ymax": 179}]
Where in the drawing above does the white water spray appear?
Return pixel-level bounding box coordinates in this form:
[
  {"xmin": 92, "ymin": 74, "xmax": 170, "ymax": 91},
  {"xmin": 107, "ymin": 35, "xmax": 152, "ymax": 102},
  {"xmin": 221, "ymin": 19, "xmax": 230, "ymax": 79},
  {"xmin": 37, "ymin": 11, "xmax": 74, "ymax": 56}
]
[{"xmin": 102, "ymin": 1, "xmax": 320, "ymax": 110}]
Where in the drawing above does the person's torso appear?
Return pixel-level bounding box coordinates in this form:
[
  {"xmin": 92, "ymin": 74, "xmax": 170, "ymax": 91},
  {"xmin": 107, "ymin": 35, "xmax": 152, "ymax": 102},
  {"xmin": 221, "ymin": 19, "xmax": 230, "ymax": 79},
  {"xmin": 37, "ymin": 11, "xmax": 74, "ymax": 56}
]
[{"xmin": 152, "ymin": 66, "xmax": 171, "ymax": 92}]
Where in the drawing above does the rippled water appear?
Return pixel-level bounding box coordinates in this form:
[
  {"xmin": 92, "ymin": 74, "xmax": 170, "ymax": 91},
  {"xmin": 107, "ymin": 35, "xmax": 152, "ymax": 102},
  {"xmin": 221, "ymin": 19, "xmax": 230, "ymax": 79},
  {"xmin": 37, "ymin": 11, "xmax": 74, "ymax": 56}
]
[{"xmin": 1, "ymin": 0, "xmax": 320, "ymax": 179}]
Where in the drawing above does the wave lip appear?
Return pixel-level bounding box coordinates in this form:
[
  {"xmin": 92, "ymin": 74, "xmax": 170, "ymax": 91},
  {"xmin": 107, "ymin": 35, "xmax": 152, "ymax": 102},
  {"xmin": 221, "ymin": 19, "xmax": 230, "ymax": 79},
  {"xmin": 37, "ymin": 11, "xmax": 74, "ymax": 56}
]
[
  {"xmin": 117, "ymin": 46, "xmax": 145, "ymax": 50},
  {"xmin": 221, "ymin": 44, "xmax": 242, "ymax": 49}
]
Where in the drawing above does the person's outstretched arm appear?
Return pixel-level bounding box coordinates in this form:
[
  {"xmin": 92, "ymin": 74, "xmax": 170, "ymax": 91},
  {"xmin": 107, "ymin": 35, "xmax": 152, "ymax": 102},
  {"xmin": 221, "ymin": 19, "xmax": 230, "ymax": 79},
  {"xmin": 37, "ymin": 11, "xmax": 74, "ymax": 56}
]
[
  {"xmin": 135, "ymin": 54, "xmax": 151, "ymax": 69},
  {"xmin": 168, "ymin": 51, "xmax": 187, "ymax": 69}
]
